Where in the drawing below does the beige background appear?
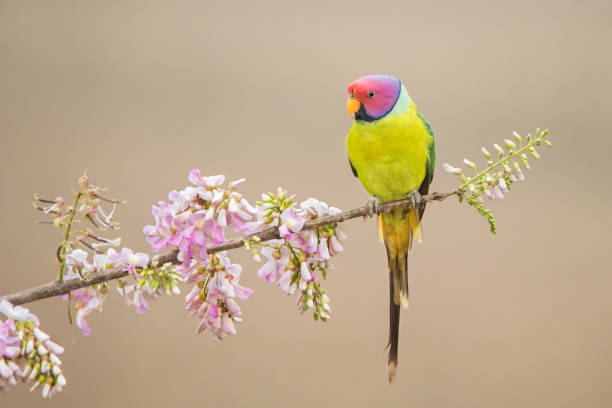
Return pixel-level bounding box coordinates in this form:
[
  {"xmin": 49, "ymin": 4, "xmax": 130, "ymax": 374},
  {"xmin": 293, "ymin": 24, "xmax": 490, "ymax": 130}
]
[{"xmin": 1, "ymin": 1, "xmax": 611, "ymax": 407}]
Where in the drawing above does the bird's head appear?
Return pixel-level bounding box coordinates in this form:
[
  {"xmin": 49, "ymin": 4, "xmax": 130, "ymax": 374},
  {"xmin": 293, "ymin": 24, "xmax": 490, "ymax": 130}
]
[{"xmin": 346, "ymin": 75, "xmax": 402, "ymax": 122}]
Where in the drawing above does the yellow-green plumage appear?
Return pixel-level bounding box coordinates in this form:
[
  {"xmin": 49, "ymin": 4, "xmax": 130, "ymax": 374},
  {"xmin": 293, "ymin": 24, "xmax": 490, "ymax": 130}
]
[
  {"xmin": 346, "ymin": 87, "xmax": 434, "ymax": 383},
  {"xmin": 346, "ymin": 102, "xmax": 432, "ymax": 202}
]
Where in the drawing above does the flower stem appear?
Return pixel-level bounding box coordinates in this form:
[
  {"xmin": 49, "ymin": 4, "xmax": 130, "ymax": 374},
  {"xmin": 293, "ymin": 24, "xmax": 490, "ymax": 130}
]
[
  {"xmin": 58, "ymin": 191, "xmax": 83, "ymax": 282},
  {"xmin": 459, "ymin": 133, "xmax": 544, "ymax": 192}
]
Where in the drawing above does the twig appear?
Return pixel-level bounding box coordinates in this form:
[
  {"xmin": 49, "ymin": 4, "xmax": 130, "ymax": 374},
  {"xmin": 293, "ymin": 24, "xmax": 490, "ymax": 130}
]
[{"xmin": 1, "ymin": 190, "xmax": 458, "ymax": 306}]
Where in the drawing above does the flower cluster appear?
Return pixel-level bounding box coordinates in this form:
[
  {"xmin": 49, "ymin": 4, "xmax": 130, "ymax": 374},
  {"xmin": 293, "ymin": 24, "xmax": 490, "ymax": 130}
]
[
  {"xmin": 117, "ymin": 257, "xmax": 182, "ymax": 314},
  {"xmin": 0, "ymin": 300, "xmax": 66, "ymax": 398},
  {"xmin": 35, "ymin": 175, "xmax": 182, "ymax": 336},
  {"xmin": 443, "ymin": 129, "xmax": 551, "ymax": 233},
  {"xmin": 246, "ymin": 190, "xmax": 347, "ymax": 321},
  {"xmin": 143, "ymin": 170, "xmax": 258, "ymax": 336},
  {"xmin": 34, "ymin": 173, "xmax": 122, "ymax": 234},
  {"xmin": 61, "ymin": 247, "xmax": 181, "ymax": 335},
  {"xmin": 143, "ymin": 170, "xmax": 257, "ymax": 268},
  {"xmin": 183, "ymin": 252, "xmax": 252, "ymax": 339}
]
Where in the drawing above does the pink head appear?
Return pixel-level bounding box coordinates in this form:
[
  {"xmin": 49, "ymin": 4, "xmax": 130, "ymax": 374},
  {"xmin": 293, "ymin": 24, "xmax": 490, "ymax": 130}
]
[{"xmin": 346, "ymin": 75, "xmax": 402, "ymax": 122}]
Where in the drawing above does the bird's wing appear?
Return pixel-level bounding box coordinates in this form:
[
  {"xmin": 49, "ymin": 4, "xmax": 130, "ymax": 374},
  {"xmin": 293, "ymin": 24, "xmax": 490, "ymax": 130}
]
[
  {"xmin": 349, "ymin": 158, "xmax": 359, "ymax": 178},
  {"xmin": 417, "ymin": 113, "xmax": 435, "ymax": 218},
  {"xmin": 417, "ymin": 112, "xmax": 435, "ymax": 196}
]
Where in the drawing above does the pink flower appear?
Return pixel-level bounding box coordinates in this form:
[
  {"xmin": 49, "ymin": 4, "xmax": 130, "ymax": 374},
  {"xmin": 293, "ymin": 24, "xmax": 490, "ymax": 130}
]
[
  {"xmin": 190, "ymin": 253, "xmax": 252, "ymax": 339},
  {"xmin": 133, "ymin": 290, "xmax": 149, "ymax": 314},
  {"xmin": 143, "ymin": 201, "xmax": 176, "ymax": 252},
  {"xmin": 279, "ymin": 207, "xmax": 305, "ymax": 238},
  {"xmin": 257, "ymin": 241, "xmax": 290, "ymax": 283},
  {"xmin": 74, "ymin": 294, "xmax": 104, "ymax": 336},
  {"xmin": 188, "ymin": 169, "xmax": 225, "ymax": 189},
  {"xmin": 0, "ymin": 300, "xmax": 37, "ymax": 324},
  {"xmin": 300, "ymin": 197, "xmax": 341, "ymax": 218},
  {"xmin": 318, "ymin": 237, "xmax": 330, "ymax": 260},
  {"xmin": 328, "ymin": 235, "xmax": 344, "ymax": 256},
  {"xmin": 0, "ymin": 301, "xmax": 67, "ymax": 397},
  {"xmin": 0, "ymin": 320, "xmax": 10, "ymax": 357},
  {"xmin": 227, "ymin": 197, "xmax": 256, "ymax": 233}
]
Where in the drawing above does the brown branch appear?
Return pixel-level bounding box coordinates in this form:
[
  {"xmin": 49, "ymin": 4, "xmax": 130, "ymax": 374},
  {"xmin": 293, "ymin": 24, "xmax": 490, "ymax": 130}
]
[{"xmin": 1, "ymin": 190, "xmax": 458, "ymax": 306}]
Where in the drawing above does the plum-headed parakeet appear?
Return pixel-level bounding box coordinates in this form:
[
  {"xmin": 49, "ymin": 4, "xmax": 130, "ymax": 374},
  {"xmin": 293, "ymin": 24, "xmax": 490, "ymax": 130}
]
[{"xmin": 345, "ymin": 75, "xmax": 435, "ymax": 382}]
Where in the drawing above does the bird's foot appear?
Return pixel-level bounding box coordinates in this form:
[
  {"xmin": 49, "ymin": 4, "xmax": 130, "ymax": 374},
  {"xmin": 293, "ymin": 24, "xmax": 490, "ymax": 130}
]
[
  {"xmin": 406, "ymin": 190, "xmax": 422, "ymax": 210},
  {"xmin": 366, "ymin": 196, "xmax": 382, "ymax": 217}
]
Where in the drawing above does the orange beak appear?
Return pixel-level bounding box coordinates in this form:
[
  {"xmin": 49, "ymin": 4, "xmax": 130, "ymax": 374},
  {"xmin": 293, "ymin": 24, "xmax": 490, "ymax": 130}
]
[{"xmin": 347, "ymin": 96, "xmax": 360, "ymax": 116}]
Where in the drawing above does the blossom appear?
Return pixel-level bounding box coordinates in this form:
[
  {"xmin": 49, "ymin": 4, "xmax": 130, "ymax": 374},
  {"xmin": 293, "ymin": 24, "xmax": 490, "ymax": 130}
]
[
  {"xmin": 0, "ymin": 300, "xmax": 37, "ymax": 324},
  {"xmin": 328, "ymin": 234, "xmax": 344, "ymax": 256},
  {"xmin": 71, "ymin": 290, "xmax": 105, "ymax": 336},
  {"xmin": 257, "ymin": 240, "xmax": 290, "ymax": 283},
  {"xmin": 279, "ymin": 207, "xmax": 305, "ymax": 238},
  {"xmin": 108, "ymin": 247, "xmax": 149, "ymax": 275},
  {"xmin": 0, "ymin": 301, "xmax": 66, "ymax": 398},
  {"xmin": 143, "ymin": 169, "xmax": 257, "ymax": 270},
  {"xmin": 61, "ymin": 249, "xmax": 110, "ymax": 336},
  {"xmin": 442, "ymin": 129, "xmax": 551, "ymax": 234},
  {"xmin": 300, "ymin": 197, "xmax": 341, "ymax": 218},
  {"xmin": 246, "ymin": 193, "xmax": 345, "ymax": 321},
  {"xmin": 185, "ymin": 252, "xmax": 252, "ymax": 339},
  {"xmin": 442, "ymin": 163, "xmax": 462, "ymax": 174}
]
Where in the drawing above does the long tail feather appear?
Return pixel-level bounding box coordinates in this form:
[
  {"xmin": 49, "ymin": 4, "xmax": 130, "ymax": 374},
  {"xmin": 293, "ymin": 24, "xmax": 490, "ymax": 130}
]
[
  {"xmin": 387, "ymin": 283, "xmax": 400, "ymax": 382},
  {"xmin": 381, "ymin": 206, "xmax": 421, "ymax": 383}
]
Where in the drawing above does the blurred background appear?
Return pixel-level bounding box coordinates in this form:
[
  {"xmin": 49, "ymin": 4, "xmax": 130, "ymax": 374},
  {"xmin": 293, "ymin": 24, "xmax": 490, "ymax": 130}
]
[{"xmin": 1, "ymin": 1, "xmax": 611, "ymax": 407}]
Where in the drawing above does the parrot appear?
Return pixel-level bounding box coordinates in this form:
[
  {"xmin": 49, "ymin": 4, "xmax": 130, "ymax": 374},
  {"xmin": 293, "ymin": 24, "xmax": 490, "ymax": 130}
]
[{"xmin": 345, "ymin": 75, "xmax": 435, "ymax": 383}]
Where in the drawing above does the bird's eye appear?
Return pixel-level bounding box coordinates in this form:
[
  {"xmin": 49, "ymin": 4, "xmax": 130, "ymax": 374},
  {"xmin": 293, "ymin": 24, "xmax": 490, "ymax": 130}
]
[{"xmin": 367, "ymin": 90, "xmax": 376, "ymax": 99}]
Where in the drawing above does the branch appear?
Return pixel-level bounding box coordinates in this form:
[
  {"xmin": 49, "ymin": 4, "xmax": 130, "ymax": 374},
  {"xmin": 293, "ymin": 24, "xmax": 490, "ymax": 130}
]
[{"xmin": 1, "ymin": 190, "xmax": 457, "ymax": 306}]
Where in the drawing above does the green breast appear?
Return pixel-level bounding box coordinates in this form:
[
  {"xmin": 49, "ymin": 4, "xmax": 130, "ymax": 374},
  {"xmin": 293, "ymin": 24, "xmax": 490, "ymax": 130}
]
[{"xmin": 346, "ymin": 103, "xmax": 433, "ymax": 202}]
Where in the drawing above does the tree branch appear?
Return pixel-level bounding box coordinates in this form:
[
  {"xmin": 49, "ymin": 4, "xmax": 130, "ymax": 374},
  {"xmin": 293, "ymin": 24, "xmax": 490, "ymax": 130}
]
[{"xmin": 1, "ymin": 190, "xmax": 458, "ymax": 306}]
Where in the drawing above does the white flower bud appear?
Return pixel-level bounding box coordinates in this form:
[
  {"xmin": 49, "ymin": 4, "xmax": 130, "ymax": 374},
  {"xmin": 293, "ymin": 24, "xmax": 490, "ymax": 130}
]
[
  {"xmin": 442, "ymin": 163, "xmax": 461, "ymax": 175},
  {"xmin": 29, "ymin": 380, "xmax": 42, "ymax": 392},
  {"xmin": 42, "ymin": 382, "xmax": 51, "ymax": 398},
  {"xmin": 0, "ymin": 359, "xmax": 12, "ymax": 378},
  {"xmin": 498, "ymin": 178, "xmax": 509, "ymax": 193},
  {"xmin": 21, "ymin": 364, "xmax": 32, "ymax": 379},
  {"xmin": 56, "ymin": 375, "xmax": 66, "ymax": 387},
  {"xmin": 26, "ymin": 339, "xmax": 34, "ymax": 354},
  {"xmin": 504, "ymin": 139, "xmax": 517, "ymax": 150},
  {"xmin": 298, "ymin": 278, "xmax": 307, "ymax": 290},
  {"xmin": 493, "ymin": 186, "xmax": 504, "ymax": 199},
  {"xmin": 49, "ymin": 353, "xmax": 62, "ymax": 365},
  {"xmin": 27, "ymin": 365, "xmax": 38, "ymax": 380},
  {"xmin": 463, "ymin": 159, "xmax": 476, "ymax": 170},
  {"xmin": 44, "ymin": 340, "xmax": 64, "ymax": 355}
]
